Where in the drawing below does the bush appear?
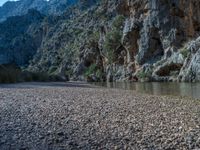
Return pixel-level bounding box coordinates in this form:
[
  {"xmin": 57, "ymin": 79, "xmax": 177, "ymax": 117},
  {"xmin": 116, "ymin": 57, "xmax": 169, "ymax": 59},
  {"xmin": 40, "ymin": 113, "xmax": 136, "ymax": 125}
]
[
  {"xmin": 96, "ymin": 69, "xmax": 103, "ymax": 79},
  {"xmin": 20, "ymin": 71, "xmax": 33, "ymax": 82},
  {"xmin": 180, "ymin": 47, "xmax": 189, "ymax": 58},
  {"xmin": 30, "ymin": 72, "xmax": 50, "ymax": 82},
  {"xmin": 137, "ymin": 71, "xmax": 148, "ymax": 79},
  {"xmin": 103, "ymin": 15, "xmax": 125, "ymax": 64},
  {"xmin": 22, "ymin": 72, "xmax": 67, "ymax": 82},
  {"xmin": 112, "ymin": 15, "xmax": 125, "ymax": 29},
  {"xmin": 0, "ymin": 64, "xmax": 21, "ymax": 83},
  {"xmin": 90, "ymin": 31, "xmax": 100, "ymax": 42},
  {"xmin": 104, "ymin": 29, "xmax": 122, "ymax": 63},
  {"xmin": 84, "ymin": 64, "xmax": 97, "ymax": 77},
  {"xmin": 136, "ymin": 68, "xmax": 153, "ymax": 81},
  {"xmin": 65, "ymin": 69, "xmax": 73, "ymax": 77},
  {"xmin": 48, "ymin": 66, "xmax": 58, "ymax": 74},
  {"xmin": 0, "ymin": 64, "xmax": 67, "ymax": 83}
]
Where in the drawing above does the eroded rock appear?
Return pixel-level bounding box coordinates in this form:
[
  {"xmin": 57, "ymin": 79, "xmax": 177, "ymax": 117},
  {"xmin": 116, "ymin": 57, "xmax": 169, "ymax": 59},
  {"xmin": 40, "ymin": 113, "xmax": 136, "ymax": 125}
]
[{"xmin": 179, "ymin": 37, "xmax": 200, "ymax": 82}]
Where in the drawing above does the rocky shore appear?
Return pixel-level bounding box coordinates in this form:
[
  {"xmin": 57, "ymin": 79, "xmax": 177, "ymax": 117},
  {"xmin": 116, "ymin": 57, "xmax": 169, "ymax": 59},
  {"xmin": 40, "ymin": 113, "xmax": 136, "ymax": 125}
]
[{"xmin": 0, "ymin": 82, "xmax": 200, "ymax": 149}]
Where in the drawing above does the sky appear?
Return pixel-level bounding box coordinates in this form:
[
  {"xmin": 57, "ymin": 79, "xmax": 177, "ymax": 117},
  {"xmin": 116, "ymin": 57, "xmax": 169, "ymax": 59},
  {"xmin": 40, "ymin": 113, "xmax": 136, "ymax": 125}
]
[{"xmin": 0, "ymin": 0, "xmax": 17, "ymax": 6}]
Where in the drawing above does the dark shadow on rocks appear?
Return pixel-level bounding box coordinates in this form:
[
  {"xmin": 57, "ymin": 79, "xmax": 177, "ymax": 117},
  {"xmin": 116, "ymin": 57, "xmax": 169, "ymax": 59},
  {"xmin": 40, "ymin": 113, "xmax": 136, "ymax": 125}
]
[{"xmin": 0, "ymin": 82, "xmax": 94, "ymax": 89}]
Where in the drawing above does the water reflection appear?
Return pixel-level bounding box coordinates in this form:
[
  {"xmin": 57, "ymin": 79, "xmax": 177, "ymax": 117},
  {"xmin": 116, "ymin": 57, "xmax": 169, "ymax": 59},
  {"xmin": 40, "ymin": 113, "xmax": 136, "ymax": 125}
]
[{"xmin": 93, "ymin": 82, "xmax": 200, "ymax": 99}]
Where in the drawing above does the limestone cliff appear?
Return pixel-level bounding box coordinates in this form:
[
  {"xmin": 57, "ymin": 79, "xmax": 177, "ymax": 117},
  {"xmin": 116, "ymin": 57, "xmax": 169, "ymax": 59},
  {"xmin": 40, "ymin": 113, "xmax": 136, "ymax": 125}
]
[{"xmin": 110, "ymin": 0, "xmax": 200, "ymax": 82}]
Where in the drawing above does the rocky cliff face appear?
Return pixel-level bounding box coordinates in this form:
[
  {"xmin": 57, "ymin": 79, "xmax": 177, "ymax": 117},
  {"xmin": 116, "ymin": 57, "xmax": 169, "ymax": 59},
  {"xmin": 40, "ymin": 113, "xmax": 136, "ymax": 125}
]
[
  {"xmin": 101, "ymin": 0, "xmax": 200, "ymax": 82},
  {"xmin": 0, "ymin": 0, "xmax": 200, "ymax": 82},
  {"xmin": 179, "ymin": 37, "xmax": 200, "ymax": 82},
  {"xmin": 118, "ymin": 0, "xmax": 200, "ymax": 82}
]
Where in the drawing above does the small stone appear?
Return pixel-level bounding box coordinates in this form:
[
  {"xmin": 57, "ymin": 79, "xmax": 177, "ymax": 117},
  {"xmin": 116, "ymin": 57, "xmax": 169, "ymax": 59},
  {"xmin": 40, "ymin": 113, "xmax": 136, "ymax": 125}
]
[{"xmin": 57, "ymin": 131, "xmax": 64, "ymax": 136}]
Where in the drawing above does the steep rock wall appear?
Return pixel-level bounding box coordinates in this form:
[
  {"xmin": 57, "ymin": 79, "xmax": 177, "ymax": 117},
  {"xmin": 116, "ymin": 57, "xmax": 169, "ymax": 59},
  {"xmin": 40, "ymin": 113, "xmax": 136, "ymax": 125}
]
[
  {"xmin": 0, "ymin": 0, "xmax": 200, "ymax": 82},
  {"xmin": 120, "ymin": 0, "xmax": 200, "ymax": 65}
]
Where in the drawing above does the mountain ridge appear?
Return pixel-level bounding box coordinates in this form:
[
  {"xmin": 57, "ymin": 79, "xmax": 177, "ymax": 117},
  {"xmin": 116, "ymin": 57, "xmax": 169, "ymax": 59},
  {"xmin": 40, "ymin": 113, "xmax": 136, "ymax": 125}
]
[{"xmin": 0, "ymin": 0, "xmax": 82, "ymax": 22}]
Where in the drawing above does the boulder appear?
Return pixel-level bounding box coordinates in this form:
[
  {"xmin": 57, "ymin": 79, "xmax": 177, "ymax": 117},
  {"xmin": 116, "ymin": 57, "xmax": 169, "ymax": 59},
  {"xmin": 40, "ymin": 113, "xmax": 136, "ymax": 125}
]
[
  {"xmin": 152, "ymin": 47, "xmax": 184, "ymax": 82},
  {"xmin": 179, "ymin": 37, "xmax": 200, "ymax": 82}
]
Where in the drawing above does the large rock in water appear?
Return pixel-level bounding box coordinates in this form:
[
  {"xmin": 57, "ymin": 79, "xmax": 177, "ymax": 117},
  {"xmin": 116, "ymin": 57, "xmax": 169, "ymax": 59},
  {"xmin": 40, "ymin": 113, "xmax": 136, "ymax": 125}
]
[{"xmin": 179, "ymin": 37, "xmax": 200, "ymax": 82}]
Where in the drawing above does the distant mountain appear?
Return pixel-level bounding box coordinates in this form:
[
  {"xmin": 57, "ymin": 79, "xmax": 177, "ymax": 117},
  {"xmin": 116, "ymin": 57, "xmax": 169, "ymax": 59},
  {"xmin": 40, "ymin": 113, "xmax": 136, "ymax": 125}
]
[
  {"xmin": 0, "ymin": 0, "xmax": 98, "ymax": 66},
  {"xmin": 0, "ymin": 9, "xmax": 45, "ymax": 65},
  {"xmin": 0, "ymin": 0, "xmax": 79, "ymax": 22}
]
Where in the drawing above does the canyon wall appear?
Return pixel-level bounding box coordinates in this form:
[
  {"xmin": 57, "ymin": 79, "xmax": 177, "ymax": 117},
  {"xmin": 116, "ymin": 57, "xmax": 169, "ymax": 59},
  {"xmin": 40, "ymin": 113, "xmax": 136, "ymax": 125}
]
[{"xmin": 0, "ymin": 0, "xmax": 200, "ymax": 82}]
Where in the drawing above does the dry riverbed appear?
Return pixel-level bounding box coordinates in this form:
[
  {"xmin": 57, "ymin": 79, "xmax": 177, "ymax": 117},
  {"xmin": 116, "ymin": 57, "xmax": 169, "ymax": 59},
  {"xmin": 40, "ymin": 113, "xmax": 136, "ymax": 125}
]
[{"xmin": 0, "ymin": 82, "xmax": 200, "ymax": 150}]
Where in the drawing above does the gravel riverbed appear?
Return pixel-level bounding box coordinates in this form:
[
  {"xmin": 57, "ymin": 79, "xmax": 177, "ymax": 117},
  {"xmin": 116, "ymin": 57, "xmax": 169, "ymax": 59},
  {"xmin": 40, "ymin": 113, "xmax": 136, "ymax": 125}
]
[{"xmin": 0, "ymin": 82, "xmax": 200, "ymax": 150}]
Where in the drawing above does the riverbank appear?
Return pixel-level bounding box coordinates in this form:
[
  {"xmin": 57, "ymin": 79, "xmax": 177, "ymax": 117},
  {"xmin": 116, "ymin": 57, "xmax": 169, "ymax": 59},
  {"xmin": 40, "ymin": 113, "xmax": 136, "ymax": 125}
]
[{"xmin": 0, "ymin": 82, "xmax": 200, "ymax": 149}]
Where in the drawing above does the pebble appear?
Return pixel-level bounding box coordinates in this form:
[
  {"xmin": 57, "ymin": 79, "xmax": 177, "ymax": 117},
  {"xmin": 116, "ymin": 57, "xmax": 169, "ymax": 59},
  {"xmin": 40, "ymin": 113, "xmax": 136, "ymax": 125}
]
[{"xmin": 0, "ymin": 82, "xmax": 199, "ymax": 149}]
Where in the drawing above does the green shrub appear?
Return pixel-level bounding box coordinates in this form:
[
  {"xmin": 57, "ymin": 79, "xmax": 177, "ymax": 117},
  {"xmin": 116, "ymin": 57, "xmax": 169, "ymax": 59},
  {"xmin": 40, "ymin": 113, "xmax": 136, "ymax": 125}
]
[
  {"xmin": 103, "ymin": 15, "xmax": 125, "ymax": 64},
  {"xmin": 137, "ymin": 71, "xmax": 148, "ymax": 79},
  {"xmin": 20, "ymin": 71, "xmax": 33, "ymax": 82},
  {"xmin": 48, "ymin": 66, "xmax": 58, "ymax": 74},
  {"xmin": 104, "ymin": 29, "xmax": 121, "ymax": 63},
  {"xmin": 180, "ymin": 47, "xmax": 189, "ymax": 58},
  {"xmin": 0, "ymin": 64, "xmax": 67, "ymax": 83},
  {"xmin": 65, "ymin": 69, "xmax": 73, "ymax": 77},
  {"xmin": 84, "ymin": 64, "xmax": 97, "ymax": 77},
  {"xmin": 136, "ymin": 69, "xmax": 153, "ymax": 81},
  {"xmin": 91, "ymin": 31, "xmax": 100, "ymax": 42},
  {"xmin": 31, "ymin": 72, "xmax": 50, "ymax": 82},
  {"xmin": 96, "ymin": 69, "xmax": 102, "ymax": 78},
  {"xmin": 96, "ymin": 69, "xmax": 105, "ymax": 81},
  {"xmin": 112, "ymin": 15, "xmax": 125, "ymax": 29},
  {"xmin": 23, "ymin": 72, "xmax": 65, "ymax": 82},
  {"xmin": 74, "ymin": 28, "xmax": 84, "ymax": 35},
  {"xmin": 0, "ymin": 64, "xmax": 21, "ymax": 83}
]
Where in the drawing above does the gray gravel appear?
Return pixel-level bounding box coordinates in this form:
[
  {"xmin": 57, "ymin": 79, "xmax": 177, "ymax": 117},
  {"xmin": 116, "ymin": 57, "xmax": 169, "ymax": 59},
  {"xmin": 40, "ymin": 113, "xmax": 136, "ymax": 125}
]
[{"xmin": 0, "ymin": 82, "xmax": 200, "ymax": 150}]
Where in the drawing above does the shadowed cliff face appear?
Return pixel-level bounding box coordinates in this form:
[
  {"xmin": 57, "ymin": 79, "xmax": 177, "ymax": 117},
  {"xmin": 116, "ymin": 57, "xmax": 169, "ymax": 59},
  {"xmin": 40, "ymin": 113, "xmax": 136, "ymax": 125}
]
[
  {"xmin": 0, "ymin": 9, "xmax": 45, "ymax": 66},
  {"xmin": 0, "ymin": 0, "xmax": 200, "ymax": 82}
]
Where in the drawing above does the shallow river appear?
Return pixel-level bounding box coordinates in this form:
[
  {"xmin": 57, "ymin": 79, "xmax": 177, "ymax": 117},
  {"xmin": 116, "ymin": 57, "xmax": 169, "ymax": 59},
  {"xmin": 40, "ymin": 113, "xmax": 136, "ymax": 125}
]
[
  {"xmin": 93, "ymin": 82, "xmax": 200, "ymax": 99},
  {"xmin": 0, "ymin": 82, "xmax": 200, "ymax": 99}
]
